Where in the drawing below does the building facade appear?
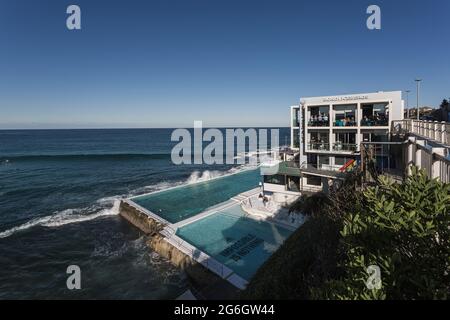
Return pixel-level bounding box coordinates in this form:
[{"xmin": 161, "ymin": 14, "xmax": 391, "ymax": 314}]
[{"xmin": 263, "ymin": 91, "xmax": 404, "ymax": 198}]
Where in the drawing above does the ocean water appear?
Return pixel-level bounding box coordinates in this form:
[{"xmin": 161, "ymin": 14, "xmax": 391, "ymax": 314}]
[{"xmin": 0, "ymin": 128, "xmax": 288, "ymax": 299}]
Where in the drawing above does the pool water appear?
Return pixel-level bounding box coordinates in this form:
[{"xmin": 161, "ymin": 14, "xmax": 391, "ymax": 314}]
[
  {"xmin": 176, "ymin": 205, "xmax": 293, "ymax": 280},
  {"xmin": 132, "ymin": 169, "xmax": 260, "ymax": 223}
]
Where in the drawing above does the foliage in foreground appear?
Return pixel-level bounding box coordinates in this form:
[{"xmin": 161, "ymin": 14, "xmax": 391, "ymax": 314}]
[
  {"xmin": 317, "ymin": 168, "xmax": 450, "ymax": 299},
  {"xmin": 242, "ymin": 168, "xmax": 450, "ymax": 300}
]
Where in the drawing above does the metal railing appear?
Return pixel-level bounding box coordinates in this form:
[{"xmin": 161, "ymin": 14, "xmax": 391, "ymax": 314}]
[
  {"xmin": 307, "ymin": 142, "xmax": 330, "ymax": 151},
  {"xmin": 360, "ymin": 118, "xmax": 389, "ymax": 126},
  {"xmin": 392, "ymin": 119, "xmax": 450, "ymax": 146},
  {"xmin": 391, "ymin": 119, "xmax": 450, "ymax": 183},
  {"xmin": 308, "ymin": 118, "xmax": 330, "ymax": 127},
  {"xmin": 333, "ymin": 120, "xmax": 357, "ymax": 127},
  {"xmin": 332, "ymin": 143, "xmax": 357, "ymax": 152},
  {"xmin": 436, "ymin": 153, "xmax": 450, "ymax": 184}
]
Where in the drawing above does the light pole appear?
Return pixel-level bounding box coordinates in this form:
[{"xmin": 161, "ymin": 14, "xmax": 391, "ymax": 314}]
[
  {"xmin": 405, "ymin": 90, "xmax": 410, "ymax": 119},
  {"xmin": 415, "ymin": 79, "xmax": 422, "ymax": 120}
]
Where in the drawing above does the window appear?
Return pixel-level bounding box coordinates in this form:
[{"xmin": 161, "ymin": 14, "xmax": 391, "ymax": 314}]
[
  {"xmin": 309, "ymin": 106, "xmax": 330, "ymax": 127},
  {"xmin": 307, "ymin": 154, "xmax": 318, "ymax": 168},
  {"xmin": 292, "ymin": 108, "xmax": 300, "ymax": 127},
  {"xmin": 335, "ymin": 156, "xmax": 346, "ymax": 166},
  {"xmin": 334, "ymin": 132, "xmax": 357, "ymax": 151},
  {"xmin": 264, "ymin": 174, "xmax": 285, "ymax": 185},
  {"xmin": 362, "ymin": 130, "xmax": 388, "ymax": 142},
  {"xmin": 309, "ymin": 131, "xmax": 329, "ymax": 150},
  {"xmin": 334, "ymin": 104, "xmax": 357, "ymax": 126},
  {"xmin": 293, "ymin": 129, "xmax": 300, "ymax": 148},
  {"xmin": 319, "ymin": 155, "xmax": 330, "ymax": 169},
  {"xmin": 361, "ymin": 103, "xmax": 389, "ymax": 126},
  {"xmin": 335, "ymin": 132, "xmax": 356, "ymax": 144},
  {"xmin": 306, "ymin": 175, "xmax": 322, "ymax": 186},
  {"xmin": 287, "ymin": 176, "xmax": 300, "ymax": 192},
  {"xmin": 335, "ymin": 156, "xmax": 354, "ymax": 166}
]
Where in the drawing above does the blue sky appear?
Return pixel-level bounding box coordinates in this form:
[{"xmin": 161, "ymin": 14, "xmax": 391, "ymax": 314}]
[{"xmin": 0, "ymin": 0, "xmax": 449, "ymax": 129}]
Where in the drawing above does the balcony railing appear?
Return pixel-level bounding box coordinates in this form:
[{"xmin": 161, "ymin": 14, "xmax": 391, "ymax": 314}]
[
  {"xmin": 392, "ymin": 119, "xmax": 450, "ymax": 146},
  {"xmin": 308, "ymin": 117, "xmax": 330, "ymax": 127},
  {"xmin": 361, "ymin": 117, "xmax": 389, "ymax": 126},
  {"xmin": 332, "ymin": 143, "xmax": 357, "ymax": 152},
  {"xmin": 333, "ymin": 119, "xmax": 357, "ymax": 127},
  {"xmin": 307, "ymin": 142, "xmax": 330, "ymax": 151},
  {"xmin": 304, "ymin": 163, "xmax": 342, "ymax": 172}
]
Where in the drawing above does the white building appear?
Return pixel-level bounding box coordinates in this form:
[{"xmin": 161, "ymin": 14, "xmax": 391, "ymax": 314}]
[{"xmin": 263, "ymin": 91, "xmax": 404, "ymax": 196}]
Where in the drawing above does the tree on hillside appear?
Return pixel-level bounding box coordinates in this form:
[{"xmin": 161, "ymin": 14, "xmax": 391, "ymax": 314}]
[{"xmin": 440, "ymin": 99, "xmax": 449, "ymax": 111}]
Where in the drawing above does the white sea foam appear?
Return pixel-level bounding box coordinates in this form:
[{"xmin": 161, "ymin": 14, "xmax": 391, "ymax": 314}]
[
  {"xmin": 0, "ymin": 200, "xmax": 121, "ymax": 239},
  {"xmin": 186, "ymin": 170, "xmax": 225, "ymax": 184}
]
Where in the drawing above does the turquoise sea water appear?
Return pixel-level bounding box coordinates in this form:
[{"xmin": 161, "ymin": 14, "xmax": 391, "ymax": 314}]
[
  {"xmin": 132, "ymin": 169, "xmax": 261, "ymax": 223},
  {"xmin": 176, "ymin": 205, "xmax": 293, "ymax": 280}
]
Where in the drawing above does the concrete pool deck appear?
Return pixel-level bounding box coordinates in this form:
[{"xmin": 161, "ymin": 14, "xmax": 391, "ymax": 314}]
[{"xmin": 120, "ymin": 184, "xmax": 298, "ymax": 291}]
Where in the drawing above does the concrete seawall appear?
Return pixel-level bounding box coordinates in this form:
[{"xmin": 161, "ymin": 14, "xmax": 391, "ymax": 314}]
[
  {"xmin": 119, "ymin": 200, "xmax": 164, "ymax": 235},
  {"xmin": 119, "ymin": 200, "xmax": 240, "ymax": 299}
]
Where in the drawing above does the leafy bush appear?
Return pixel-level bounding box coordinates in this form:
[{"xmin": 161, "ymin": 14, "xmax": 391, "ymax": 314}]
[{"xmin": 316, "ymin": 167, "xmax": 450, "ymax": 299}]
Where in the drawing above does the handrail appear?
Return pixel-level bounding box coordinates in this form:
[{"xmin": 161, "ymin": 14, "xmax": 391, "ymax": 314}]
[
  {"xmin": 332, "ymin": 143, "xmax": 357, "ymax": 152},
  {"xmin": 392, "ymin": 119, "xmax": 449, "ymax": 147},
  {"xmin": 307, "ymin": 142, "xmax": 330, "ymax": 151}
]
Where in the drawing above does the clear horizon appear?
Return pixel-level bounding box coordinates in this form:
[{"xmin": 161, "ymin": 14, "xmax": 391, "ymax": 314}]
[{"xmin": 1, "ymin": 0, "xmax": 449, "ymax": 129}]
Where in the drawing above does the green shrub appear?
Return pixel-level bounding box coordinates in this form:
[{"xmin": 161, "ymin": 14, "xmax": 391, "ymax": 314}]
[{"xmin": 317, "ymin": 167, "xmax": 450, "ymax": 299}]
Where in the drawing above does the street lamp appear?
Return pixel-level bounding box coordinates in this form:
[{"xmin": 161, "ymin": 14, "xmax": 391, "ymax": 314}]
[
  {"xmin": 415, "ymin": 79, "xmax": 422, "ymax": 120},
  {"xmin": 405, "ymin": 90, "xmax": 410, "ymax": 119}
]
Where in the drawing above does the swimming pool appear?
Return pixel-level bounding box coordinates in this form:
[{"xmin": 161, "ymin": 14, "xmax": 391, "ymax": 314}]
[
  {"xmin": 175, "ymin": 204, "xmax": 293, "ymax": 280},
  {"xmin": 131, "ymin": 169, "xmax": 260, "ymax": 223}
]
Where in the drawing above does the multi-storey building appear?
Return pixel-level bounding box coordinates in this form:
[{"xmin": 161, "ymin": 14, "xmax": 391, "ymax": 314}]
[{"xmin": 263, "ymin": 91, "xmax": 404, "ymax": 198}]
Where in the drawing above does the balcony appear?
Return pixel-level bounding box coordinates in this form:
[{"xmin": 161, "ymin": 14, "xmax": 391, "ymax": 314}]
[
  {"xmin": 360, "ymin": 116, "xmax": 389, "ymax": 127},
  {"xmin": 361, "ymin": 103, "xmax": 389, "ymax": 127},
  {"xmin": 308, "ymin": 116, "xmax": 330, "ymax": 127},
  {"xmin": 307, "ymin": 142, "xmax": 330, "ymax": 151},
  {"xmin": 333, "ymin": 119, "xmax": 357, "ymax": 127},
  {"xmin": 332, "ymin": 142, "xmax": 357, "ymax": 152}
]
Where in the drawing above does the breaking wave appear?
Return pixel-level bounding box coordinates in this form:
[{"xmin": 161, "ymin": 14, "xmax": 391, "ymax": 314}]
[{"xmin": 0, "ymin": 199, "xmax": 121, "ymax": 239}]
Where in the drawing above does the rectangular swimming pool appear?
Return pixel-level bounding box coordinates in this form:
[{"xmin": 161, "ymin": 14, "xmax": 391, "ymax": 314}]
[
  {"xmin": 176, "ymin": 204, "xmax": 293, "ymax": 280},
  {"xmin": 131, "ymin": 169, "xmax": 260, "ymax": 223}
]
